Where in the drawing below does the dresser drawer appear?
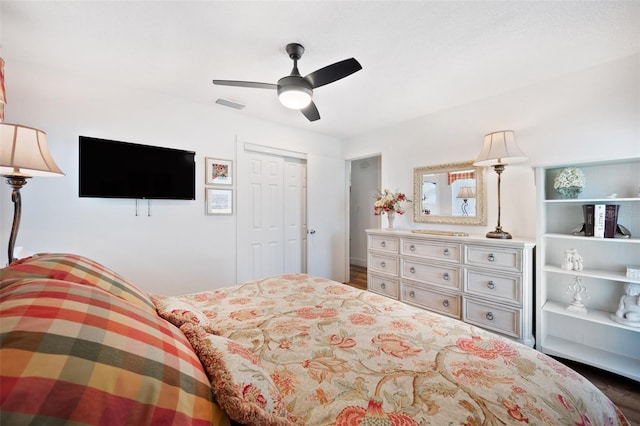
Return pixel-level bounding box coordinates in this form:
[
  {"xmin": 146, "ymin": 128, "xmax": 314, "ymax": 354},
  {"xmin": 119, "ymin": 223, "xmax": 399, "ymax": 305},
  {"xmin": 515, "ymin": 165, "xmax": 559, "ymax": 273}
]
[
  {"xmin": 368, "ymin": 274, "xmax": 399, "ymax": 299},
  {"xmin": 369, "ymin": 234, "xmax": 400, "ymax": 254},
  {"xmin": 401, "ymin": 283, "xmax": 461, "ymax": 319},
  {"xmin": 465, "ymin": 245, "xmax": 522, "ymax": 272},
  {"xmin": 465, "ymin": 269, "xmax": 522, "ymax": 304},
  {"xmin": 402, "ymin": 239, "xmax": 461, "ymax": 263},
  {"xmin": 369, "ymin": 253, "xmax": 399, "ymax": 275},
  {"xmin": 401, "ymin": 259, "xmax": 460, "ymax": 290},
  {"xmin": 463, "ymin": 298, "xmax": 521, "ymax": 338}
]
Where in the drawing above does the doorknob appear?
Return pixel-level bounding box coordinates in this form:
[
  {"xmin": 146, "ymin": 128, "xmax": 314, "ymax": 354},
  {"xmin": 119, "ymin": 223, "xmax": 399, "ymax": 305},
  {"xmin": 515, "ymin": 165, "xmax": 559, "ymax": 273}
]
[{"xmin": 309, "ymin": 229, "xmax": 316, "ymax": 234}]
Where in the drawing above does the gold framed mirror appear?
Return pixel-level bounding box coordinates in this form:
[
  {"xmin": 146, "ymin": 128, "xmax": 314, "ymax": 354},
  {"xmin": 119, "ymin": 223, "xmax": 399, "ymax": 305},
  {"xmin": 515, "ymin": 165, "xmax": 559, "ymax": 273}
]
[{"xmin": 413, "ymin": 160, "xmax": 487, "ymax": 225}]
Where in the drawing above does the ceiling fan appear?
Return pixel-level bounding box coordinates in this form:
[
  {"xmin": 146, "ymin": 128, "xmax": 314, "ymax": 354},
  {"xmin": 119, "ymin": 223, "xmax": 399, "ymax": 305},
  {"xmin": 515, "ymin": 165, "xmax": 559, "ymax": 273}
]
[{"xmin": 212, "ymin": 43, "xmax": 362, "ymax": 122}]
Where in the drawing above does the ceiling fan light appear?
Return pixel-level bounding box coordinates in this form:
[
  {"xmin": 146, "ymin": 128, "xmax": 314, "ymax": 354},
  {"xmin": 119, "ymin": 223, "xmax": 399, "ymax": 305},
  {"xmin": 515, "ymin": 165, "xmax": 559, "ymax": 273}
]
[{"xmin": 278, "ymin": 85, "xmax": 312, "ymax": 110}]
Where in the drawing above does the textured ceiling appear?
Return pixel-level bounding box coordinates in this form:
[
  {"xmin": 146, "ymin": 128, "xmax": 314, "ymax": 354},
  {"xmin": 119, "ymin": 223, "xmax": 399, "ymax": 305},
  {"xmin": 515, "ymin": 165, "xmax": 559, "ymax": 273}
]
[{"xmin": 2, "ymin": 1, "xmax": 639, "ymax": 139}]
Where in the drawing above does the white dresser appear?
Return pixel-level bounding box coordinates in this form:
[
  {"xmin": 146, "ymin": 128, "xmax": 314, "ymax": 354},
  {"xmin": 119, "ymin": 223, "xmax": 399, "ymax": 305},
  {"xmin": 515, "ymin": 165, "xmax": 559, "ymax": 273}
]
[{"xmin": 366, "ymin": 229, "xmax": 536, "ymax": 347}]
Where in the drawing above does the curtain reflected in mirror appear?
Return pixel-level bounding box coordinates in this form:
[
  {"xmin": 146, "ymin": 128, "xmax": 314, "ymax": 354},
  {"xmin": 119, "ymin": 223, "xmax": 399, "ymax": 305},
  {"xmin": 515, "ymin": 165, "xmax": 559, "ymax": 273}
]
[{"xmin": 413, "ymin": 161, "xmax": 487, "ymax": 225}]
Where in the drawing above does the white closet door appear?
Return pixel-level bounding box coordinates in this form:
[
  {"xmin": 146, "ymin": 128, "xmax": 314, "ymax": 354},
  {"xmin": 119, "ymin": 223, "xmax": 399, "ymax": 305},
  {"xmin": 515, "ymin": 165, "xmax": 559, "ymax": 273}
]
[
  {"xmin": 237, "ymin": 148, "xmax": 308, "ymax": 282},
  {"xmin": 237, "ymin": 143, "xmax": 345, "ymax": 284},
  {"xmin": 283, "ymin": 158, "xmax": 307, "ymax": 274},
  {"xmin": 236, "ymin": 151, "xmax": 285, "ymax": 282}
]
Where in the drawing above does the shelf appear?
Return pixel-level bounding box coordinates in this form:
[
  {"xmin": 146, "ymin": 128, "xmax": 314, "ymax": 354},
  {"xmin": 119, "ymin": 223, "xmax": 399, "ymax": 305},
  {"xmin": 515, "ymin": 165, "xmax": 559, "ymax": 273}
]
[
  {"xmin": 543, "ymin": 233, "xmax": 640, "ymax": 243},
  {"xmin": 543, "ymin": 265, "xmax": 640, "ymax": 284},
  {"xmin": 544, "ymin": 197, "xmax": 639, "ymax": 203},
  {"xmin": 542, "ymin": 300, "xmax": 640, "ymax": 332},
  {"xmin": 539, "ymin": 335, "xmax": 640, "ymax": 381}
]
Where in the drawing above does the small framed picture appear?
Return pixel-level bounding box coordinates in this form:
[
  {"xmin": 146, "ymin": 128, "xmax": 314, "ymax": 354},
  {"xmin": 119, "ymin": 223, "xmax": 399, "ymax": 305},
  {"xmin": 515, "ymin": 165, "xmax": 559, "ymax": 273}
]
[
  {"xmin": 206, "ymin": 188, "xmax": 233, "ymax": 215},
  {"xmin": 205, "ymin": 157, "xmax": 233, "ymax": 185}
]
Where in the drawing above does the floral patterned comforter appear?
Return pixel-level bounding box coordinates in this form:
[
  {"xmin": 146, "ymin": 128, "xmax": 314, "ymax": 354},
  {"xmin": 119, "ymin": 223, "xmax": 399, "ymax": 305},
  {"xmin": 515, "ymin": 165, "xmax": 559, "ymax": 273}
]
[{"xmin": 159, "ymin": 274, "xmax": 628, "ymax": 425}]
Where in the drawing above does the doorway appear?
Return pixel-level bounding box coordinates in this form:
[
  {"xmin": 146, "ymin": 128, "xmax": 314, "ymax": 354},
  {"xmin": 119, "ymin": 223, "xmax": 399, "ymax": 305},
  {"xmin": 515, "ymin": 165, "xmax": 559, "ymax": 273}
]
[{"xmin": 348, "ymin": 155, "xmax": 381, "ymax": 272}]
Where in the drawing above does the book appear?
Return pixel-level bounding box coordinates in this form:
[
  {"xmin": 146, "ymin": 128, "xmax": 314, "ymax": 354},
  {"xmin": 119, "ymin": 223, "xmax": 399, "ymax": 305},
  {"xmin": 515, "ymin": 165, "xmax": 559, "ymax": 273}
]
[
  {"xmin": 582, "ymin": 204, "xmax": 594, "ymax": 236},
  {"xmin": 594, "ymin": 204, "xmax": 606, "ymax": 238},
  {"xmin": 604, "ymin": 204, "xmax": 620, "ymax": 238}
]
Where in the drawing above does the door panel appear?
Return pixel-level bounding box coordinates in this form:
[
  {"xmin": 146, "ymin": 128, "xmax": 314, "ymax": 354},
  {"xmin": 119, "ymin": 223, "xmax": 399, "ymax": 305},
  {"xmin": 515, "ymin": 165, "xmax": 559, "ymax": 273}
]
[
  {"xmin": 237, "ymin": 152, "xmax": 284, "ymax": 282},
  {"xmin": 238, "ymin": 149, "xmax": 308, "ymax": 282},
  {"xmin": 307, "ymin": 153, "xmax": 346, "ymax": 282},
  {"xmin": 284, "ymin": 159, "xmax": 306, "ymax": 274}
]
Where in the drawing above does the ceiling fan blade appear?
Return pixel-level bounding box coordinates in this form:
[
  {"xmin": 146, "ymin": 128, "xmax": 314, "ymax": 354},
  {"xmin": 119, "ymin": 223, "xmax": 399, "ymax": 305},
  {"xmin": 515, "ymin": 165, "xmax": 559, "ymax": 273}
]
[
  {"xmin": 301, "ymin": 101, "xmax": 320, "ymax": 122},
  {"xmin": 212, "ymin": 80, "xmax": 277, "ymax": 90},
  {"xmin": 304, "ymin": 58, "xmax": 362, "ymax": 89}
]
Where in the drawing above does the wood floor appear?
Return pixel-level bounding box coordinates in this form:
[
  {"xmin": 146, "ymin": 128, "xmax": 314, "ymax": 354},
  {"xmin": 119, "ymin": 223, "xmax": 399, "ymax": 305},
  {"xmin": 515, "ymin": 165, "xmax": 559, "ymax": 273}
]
[{"xmin": 345, "ymin": 265, "xmax": 639, "ymax": 424}]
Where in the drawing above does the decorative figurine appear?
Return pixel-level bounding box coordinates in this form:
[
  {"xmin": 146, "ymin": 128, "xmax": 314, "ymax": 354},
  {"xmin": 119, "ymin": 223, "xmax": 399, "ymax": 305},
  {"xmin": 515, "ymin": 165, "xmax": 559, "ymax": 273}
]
[
  {"xmin": 561, "ymin": 248, "xmax": 583, "ymax": 271},
  {"xmin": 566, "ymin": 276, "xmax": 589, "ymax": 315},
  {"xmin": 610, "ymin": 283, "xmax": 640, "ymax": 327},
  {"xmin": 572, "ymin": 251, "xmax": 583, "ymax": 271}
]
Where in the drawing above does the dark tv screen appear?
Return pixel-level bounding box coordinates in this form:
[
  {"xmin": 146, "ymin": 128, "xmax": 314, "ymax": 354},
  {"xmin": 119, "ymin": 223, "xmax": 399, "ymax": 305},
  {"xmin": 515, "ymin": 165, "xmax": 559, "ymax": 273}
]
[{"xmin": 79, "ymin": 136, "xmax": 196, "ymax": 200}]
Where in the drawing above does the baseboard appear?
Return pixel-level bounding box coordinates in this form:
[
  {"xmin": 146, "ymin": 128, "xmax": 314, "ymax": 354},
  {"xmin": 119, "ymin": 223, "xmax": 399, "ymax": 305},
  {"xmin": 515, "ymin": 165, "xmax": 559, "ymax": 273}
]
[{"xmin": 350, "ymin": 257, "xmax": 367, "ymax": 268}]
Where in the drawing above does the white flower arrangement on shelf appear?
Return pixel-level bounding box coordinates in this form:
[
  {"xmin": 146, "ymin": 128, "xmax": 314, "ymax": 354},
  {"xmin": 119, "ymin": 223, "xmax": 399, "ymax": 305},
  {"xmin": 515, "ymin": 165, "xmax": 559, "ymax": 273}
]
[{"xmin": 553, "ymin": 167, "xmax": 585, "ymax": 189}]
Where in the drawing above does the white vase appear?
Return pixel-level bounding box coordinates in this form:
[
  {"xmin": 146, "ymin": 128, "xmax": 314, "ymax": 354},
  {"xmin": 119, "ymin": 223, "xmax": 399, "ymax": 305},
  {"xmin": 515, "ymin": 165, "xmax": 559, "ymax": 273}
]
[{"xmin": 387, "ymin": 211, "xmax": 395, "ymax": 229}]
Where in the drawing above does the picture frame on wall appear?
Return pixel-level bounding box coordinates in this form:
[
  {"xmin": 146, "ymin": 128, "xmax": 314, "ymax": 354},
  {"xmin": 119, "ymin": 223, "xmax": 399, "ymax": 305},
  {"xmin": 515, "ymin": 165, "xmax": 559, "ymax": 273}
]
[
  {"xmin": 205, "ymin": 157, "xmax": 233, "ymax": 185},
  {"xmin": 206, "ymin": 188, "xmax": 233, "ymax": 215}
]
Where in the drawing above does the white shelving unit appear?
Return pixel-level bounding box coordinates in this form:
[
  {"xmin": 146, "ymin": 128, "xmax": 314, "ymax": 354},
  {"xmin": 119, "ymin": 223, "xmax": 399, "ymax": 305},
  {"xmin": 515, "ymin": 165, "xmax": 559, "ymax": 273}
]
[{"xmin": 534, "ymin": 158, "xmax": 640, "ymax": 381}]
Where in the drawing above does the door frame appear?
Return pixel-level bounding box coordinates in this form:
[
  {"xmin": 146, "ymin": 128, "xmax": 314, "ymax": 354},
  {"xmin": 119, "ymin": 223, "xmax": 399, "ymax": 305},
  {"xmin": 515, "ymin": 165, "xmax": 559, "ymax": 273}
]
[
  {"xmin": 237, "ymin": 138, "xmax": 348, "ymax": 283},
  {"xmin": 236, "ymin": 140, "xmax": 307, "ymax": 282}
]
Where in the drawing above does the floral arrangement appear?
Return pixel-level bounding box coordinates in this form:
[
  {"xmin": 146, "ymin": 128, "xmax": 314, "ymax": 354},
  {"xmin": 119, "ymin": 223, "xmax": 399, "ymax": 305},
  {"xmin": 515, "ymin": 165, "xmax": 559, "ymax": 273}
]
[
  {"xmin": 554, "ymin": 167, "xmax": 585, "ymax": 189},
  {"xmin": 373, "ymin": 189, "xmax": 411, "ymax": 215}
]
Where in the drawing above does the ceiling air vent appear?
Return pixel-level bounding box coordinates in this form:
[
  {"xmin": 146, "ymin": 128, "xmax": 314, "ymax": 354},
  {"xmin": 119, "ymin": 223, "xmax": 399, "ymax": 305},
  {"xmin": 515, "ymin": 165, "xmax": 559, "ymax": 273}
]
[{"xmin": 215, "ymin": 98, "xmax": 245, "ymax": 110}]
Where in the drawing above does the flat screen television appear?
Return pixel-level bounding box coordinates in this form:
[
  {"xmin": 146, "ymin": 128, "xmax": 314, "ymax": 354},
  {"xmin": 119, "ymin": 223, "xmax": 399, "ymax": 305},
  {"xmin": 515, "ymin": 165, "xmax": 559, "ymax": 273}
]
[{"xmin": 79, "ymin": 136, "xmax": 196, "ymax": 200}]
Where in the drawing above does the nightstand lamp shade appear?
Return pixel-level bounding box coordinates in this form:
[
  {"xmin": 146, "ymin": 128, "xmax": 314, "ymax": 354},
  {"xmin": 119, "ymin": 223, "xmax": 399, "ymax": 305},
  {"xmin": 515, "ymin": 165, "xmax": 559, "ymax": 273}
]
[
  {"xmin": 1, "ymin": 124, "xmax": 64, "ymax": 176},
  {"xmin": 474, "ymin": 130, "xmax": 527, "ymax": 239},
  {"xmin": 1, "ymin": 123, "xmax": 64, "ymax": 263}
]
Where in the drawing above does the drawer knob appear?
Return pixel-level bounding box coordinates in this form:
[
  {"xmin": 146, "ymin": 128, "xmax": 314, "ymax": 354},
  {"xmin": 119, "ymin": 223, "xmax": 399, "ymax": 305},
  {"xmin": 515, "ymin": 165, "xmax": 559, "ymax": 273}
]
[
  {"xmin": 486, "ymin": 312, "xmax": 495, "ymax": 321},
  {"xmin": 443, "ymin": 248, "xmax": 450, "ymax": 256},
  {"xmin": 409, "ymin": 244, "xmax": 416, "ymax": 251},
  {"xmin": 380, "ymin": 282, "xmax": 386, "ymax": 289},
  {"xmin": 380, "ymin": 261, "xmax": 386, "ymax": 268},
  {"xmin": 487, "ymin": 253, "xmax": 495, "ymax": 262},
  {"xmin": 409, "ymin": 266, "xmax": 416, "ymax": 273},
  {"xmin": 487, "ymin": 280, "xmax": 495, "ymax": 289},
  {"xmin": 442, "ymin": 272, "xmax": 450, "ymax": 281},
  {"xmin": 442, "ymin": 299, "xmax": 450, "ymax": 308},
  {"xmin": 380, "ymin": 241, "xmax": 386, "ymax": 248},
  {"xmin": 409, "ymin": 290, "xmax": 415, "ymax": 298}
]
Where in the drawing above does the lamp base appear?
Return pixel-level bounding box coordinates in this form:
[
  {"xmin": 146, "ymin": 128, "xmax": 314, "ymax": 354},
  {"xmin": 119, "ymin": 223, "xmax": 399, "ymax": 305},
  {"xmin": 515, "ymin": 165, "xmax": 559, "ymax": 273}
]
[
  {"xmin": 3, "ymin": 175, "xmax": 29, "ymax": 264},
  {"xmin": 486, "ymin": 228, "xmax": 512, "ymax": 239}
]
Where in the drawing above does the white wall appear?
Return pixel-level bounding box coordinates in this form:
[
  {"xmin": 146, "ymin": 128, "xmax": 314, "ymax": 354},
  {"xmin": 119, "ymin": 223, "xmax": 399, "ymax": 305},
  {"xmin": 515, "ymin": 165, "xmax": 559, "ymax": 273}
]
[
  {"xmin": 343, "ymin": 54, "xmax": 640, "ymax": 240},
  {"xmin": 0, "ymin": 61, "xmax": 342, "ymax": 295},
  {"xmin": 3, "ymin": 54, "xmax": 638, "ymax": 294}
]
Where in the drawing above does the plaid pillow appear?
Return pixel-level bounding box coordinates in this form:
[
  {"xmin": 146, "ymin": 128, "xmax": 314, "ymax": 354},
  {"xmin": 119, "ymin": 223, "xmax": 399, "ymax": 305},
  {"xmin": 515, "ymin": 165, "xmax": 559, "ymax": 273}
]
[
  {"xmin": 3, "ymin": 253, "xmax": 156, "ymax": 315},
  {"xmin": 0, "ymin": 278, "xmax": 229, "ymax": 425},
  {"xmin": 180, "ymin": 322, "xmax": 303, "ymax": 426}
]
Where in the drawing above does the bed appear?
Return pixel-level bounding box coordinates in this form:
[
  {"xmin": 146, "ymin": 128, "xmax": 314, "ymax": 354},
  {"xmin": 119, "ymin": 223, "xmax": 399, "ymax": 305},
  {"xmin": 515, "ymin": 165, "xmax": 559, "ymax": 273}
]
[{"xmin": 1, "ymin": 253, "xmax": 630, "ymax": 425}]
